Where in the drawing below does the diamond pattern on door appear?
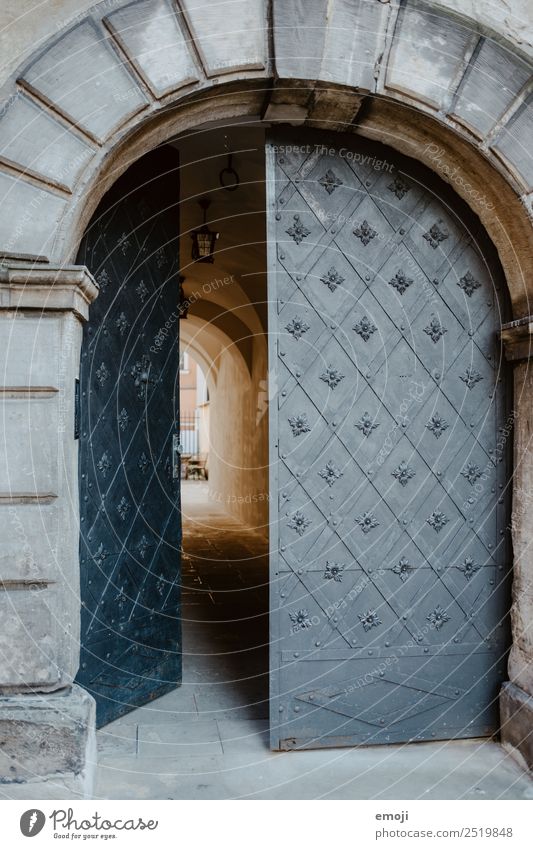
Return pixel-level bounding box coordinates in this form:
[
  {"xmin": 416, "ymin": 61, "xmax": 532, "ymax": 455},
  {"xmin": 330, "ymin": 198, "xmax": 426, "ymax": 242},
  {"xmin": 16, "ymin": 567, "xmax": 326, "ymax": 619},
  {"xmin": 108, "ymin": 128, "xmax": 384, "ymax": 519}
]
[{"xmin": 268, "ymin": 131, "xmax": 511, "ymax": 750}]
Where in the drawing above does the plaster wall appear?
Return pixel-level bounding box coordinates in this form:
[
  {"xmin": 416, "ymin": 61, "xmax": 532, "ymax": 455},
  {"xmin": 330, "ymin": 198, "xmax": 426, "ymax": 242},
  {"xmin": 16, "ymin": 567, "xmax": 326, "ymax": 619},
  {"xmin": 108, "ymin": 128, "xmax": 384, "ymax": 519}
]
[{"xmin": 207, "ymin": 334, "xmax": 269, "ymax": 535}]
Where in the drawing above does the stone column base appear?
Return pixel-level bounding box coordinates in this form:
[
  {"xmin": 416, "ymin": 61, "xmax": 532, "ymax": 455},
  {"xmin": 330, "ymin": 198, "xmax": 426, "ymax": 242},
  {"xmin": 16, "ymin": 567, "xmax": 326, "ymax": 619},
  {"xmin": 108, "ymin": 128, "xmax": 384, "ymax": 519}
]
[
  {"xmin": 500, "ymin": 681, "xmax": 533, "ymax": 772},
  {"xmin": 0, "ymin": 685, "xmax": 96, "ymax": 799}
]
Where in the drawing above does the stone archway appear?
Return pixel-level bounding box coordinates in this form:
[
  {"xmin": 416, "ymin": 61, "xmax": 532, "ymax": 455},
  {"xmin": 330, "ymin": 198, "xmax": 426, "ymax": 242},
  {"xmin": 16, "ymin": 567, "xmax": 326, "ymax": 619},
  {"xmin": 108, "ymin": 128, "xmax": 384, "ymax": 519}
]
[{"xmin": 1, "ymin": 0, "xmax": 533, "ymax": 795}]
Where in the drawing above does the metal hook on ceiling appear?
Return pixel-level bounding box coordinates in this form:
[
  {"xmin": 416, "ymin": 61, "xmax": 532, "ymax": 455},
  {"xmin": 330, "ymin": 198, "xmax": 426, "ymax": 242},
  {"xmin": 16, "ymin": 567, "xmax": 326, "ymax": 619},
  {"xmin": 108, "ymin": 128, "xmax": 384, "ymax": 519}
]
[{"xmin": 219, "ymin": 151, "xmax": 240, "ymax": 192}]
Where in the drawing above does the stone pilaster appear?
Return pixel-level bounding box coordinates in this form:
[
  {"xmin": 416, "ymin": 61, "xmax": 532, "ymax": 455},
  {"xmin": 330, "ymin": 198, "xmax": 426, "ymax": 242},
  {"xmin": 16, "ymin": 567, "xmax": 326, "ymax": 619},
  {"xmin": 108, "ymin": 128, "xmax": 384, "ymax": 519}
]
[
  {"xmin": 0, "ymin": 263, "xmax": 98, "ymax": 797},
  {"xmin": 499, "ymin": 318, "xmax": 533, "ymax": 771}
]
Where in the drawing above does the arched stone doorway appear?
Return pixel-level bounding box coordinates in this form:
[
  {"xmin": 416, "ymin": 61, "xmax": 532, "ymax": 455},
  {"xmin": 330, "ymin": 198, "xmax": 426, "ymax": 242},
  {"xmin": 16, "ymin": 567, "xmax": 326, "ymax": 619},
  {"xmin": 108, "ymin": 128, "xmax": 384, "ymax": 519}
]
[
  {"xmin": 72, "ymin": 122, "xmax": 512, "ymax": 749},
  {"xmin": 1, "ymin": 0, "xmax": 532, "ymax": 795}
]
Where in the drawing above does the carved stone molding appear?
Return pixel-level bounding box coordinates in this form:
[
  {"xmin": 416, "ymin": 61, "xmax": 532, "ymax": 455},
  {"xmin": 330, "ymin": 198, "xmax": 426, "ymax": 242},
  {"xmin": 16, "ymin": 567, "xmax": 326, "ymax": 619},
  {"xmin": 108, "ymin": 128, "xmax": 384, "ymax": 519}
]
[{"xmin": 0, "ymin": 263, "xmax": 98, "ymax": 321}]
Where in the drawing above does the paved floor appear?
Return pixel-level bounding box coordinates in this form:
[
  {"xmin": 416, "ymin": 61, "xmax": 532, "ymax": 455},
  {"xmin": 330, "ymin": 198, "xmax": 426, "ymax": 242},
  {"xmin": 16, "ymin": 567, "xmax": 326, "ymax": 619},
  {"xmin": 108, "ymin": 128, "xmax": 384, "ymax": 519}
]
[{"xmin": 95, "ymin": 482, "xmax": 532, "ymax": 800}]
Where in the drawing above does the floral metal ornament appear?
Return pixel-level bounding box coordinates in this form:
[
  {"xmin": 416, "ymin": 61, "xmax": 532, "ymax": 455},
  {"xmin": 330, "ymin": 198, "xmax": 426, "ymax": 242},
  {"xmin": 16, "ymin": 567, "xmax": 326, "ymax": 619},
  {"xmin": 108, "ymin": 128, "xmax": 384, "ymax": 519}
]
[
  {"xmin": 356, "ymin": 511, "xmax": 379, "ymax": 534},
  {"xmin": 424, "ymin": 316, "xmax": 448, "ymax": 343},
  {"xmin": 117, "ymin": 496, "xmax": 130, "ymax": 520},
  {"xmin": 458, "ymin": 270, "xmax": 481, "ymax": 297},
  {"xmin": 136, "ymin": 280, "xmax": 148, "ymax": 302},
  {"xmin": 320, "ymin": 267, "xmax": 345, "ymax": 292},
  {"xmin": 460, "ymin": 367, "xmax": 483, "ymax": 389},
  {"xmin": 97, "ymin": 451, "xmax": 112, "ymax": 477},
  {"xmin": 423, "ymin": 222, "xmax": 449, "ymax": 249},
  {"xmin": 456, "ymin": 556, "xmax": 480, "ymax": 581},
  {"xmin": 392, "ymin": 461, "xmax": 416, "ymax": 487},
  {"xmin": 118, "ymin": 408, "xmax": 129, "ymax": 431},
  {"xmin": 393, "ymin": 556, "xmax": 414, "ymax": 582},
  {"xmin": 138, "ymin": 452, "xmax": 149, "ymax": 474},
  {"xmin": 117, "ymin": 232, "xmax": 131, "ymax": 254},
  {"xmin": 388, "ymin": 270, "xmax": 414, "ymax": 295},
  {"xmin": 427, "ymin": 511, "xmax": 449, "ymax": 533},
  {"xmin": 285, "ymin": 317, "xmax": 310, "ymax": 340},
  {"xmin": 155, "ymin": 247, "xmax": 168, "ymax": 268},
  {"xmin": 359, "ymin": 609, "xmax": 382, "ymax": 631},
  {"xmin": 353, "ymin": 219, "xmax": 377, "ymax": 246},
  {"xmin": 356, "ymin": 411, "xmax": 379, "ymax": 437},
  {"xmin": 461, "ymin": 463, "xmax": 482, "ymax": 485},
  {"xmin": 286, "ymin": 214, "xmax": 311, "ymax": 245},
  {"xmin": 324, "ymin": 561, "xmax": 345, "ymax": 582},
  {"xmin": 93, "ymin": 543, "xmax": 108, "ymax": 568},
  {"xmin": 96, "ymin": 362, "xmax": 110, "ymax": 386},
  {"xmin": 318, "ymin": 460, "xmax": 343, "ymax": 487},
  {"xmin": 287, "ymin": 510, "xmax": 311, "ymax": 536},
  {"xmin": 289, "ymin": 608, "xmax": 312, "ymax": 631},
  {"xmin": 388, "ymin": 176, "xmax": 411, "ymax": 200},
  {"xmin": 319, "ymin": 169, "xmax": 343, "ymax": 194},
  {"xmin": 427, "ymin": 604, "xmax": 451, "ymax": 630},
  {"xmin": 426, "ymin": 414, "xmax": 449, "ymax": 439},
  {"xmin": 320, "ymin": 365, "xmax": 345, "ymax": 389},
  {"xmin": 115, "ymin": 312, "xmax": 129, "ymax": 336},
  {"xmin": 96, "ymin": 269, "xmax": 111, "ymax": 292},
  {"xmin": 353, "ymin": 315, "xmax": 378, "ymax": 341},
  {"xmin": 137, "ymin": 535, "xmax": 150, "ymax": 558},
  {"xmin": 288, "ymin": 413, "xmax": 311, "ymax": 437},
  {"xmin": 154, "ymin": 329, "xmax": 167, "ymax": 350}
]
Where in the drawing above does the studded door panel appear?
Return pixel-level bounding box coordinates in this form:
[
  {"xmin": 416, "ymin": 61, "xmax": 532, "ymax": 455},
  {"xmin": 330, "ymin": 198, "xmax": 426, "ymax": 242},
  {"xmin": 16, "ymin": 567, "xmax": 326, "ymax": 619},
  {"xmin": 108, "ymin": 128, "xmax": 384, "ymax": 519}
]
[
  {"xmin": 267, "ymin": 131, "xmax": 511, "ymax": 750},
  {"xmin": 76, "ymin": 149, "xmax": 181, "ymax": 726}
]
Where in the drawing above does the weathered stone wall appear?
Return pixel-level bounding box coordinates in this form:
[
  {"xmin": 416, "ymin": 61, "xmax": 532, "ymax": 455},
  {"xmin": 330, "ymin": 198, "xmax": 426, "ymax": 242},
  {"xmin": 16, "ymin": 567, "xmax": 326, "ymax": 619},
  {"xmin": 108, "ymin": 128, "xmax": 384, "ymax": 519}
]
[{"xmin": 0, "ymin": 266, "xmax": 98, "ymax": 797}]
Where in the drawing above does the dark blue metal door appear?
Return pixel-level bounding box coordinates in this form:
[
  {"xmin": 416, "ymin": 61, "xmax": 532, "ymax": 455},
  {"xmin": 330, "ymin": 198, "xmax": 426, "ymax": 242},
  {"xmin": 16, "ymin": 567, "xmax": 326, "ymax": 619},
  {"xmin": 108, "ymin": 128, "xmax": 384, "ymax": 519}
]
[
  {"xmin": 76, "ymin": 148, "xmax": 181, "ymax": 726},
  {"xmin": 267, "ymin": 130, "xmax": 512, "ymax": 750}
]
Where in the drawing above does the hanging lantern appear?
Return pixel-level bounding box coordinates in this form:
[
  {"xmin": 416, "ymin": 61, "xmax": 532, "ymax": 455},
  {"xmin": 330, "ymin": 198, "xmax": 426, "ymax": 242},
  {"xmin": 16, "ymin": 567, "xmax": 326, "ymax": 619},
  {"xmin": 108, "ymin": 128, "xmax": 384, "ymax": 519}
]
[
  {"xmin": 191, "ymin": 197, "xmax": 219, "ymax": 263},
  {"xmin": 178, "ymin": 275, "xmax": 188, "ymax": 319}
]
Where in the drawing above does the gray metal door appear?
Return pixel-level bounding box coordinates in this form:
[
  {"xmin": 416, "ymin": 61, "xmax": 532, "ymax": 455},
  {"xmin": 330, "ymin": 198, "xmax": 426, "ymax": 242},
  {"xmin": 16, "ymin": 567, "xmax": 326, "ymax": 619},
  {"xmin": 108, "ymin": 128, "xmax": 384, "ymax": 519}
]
[
  {"xmin": 76, "ymin": 148, "xmax": 182, "ymax": 726},
  {"xmin": 267, "ymin": 130, "xmax": 511, "ymax": 750}
]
